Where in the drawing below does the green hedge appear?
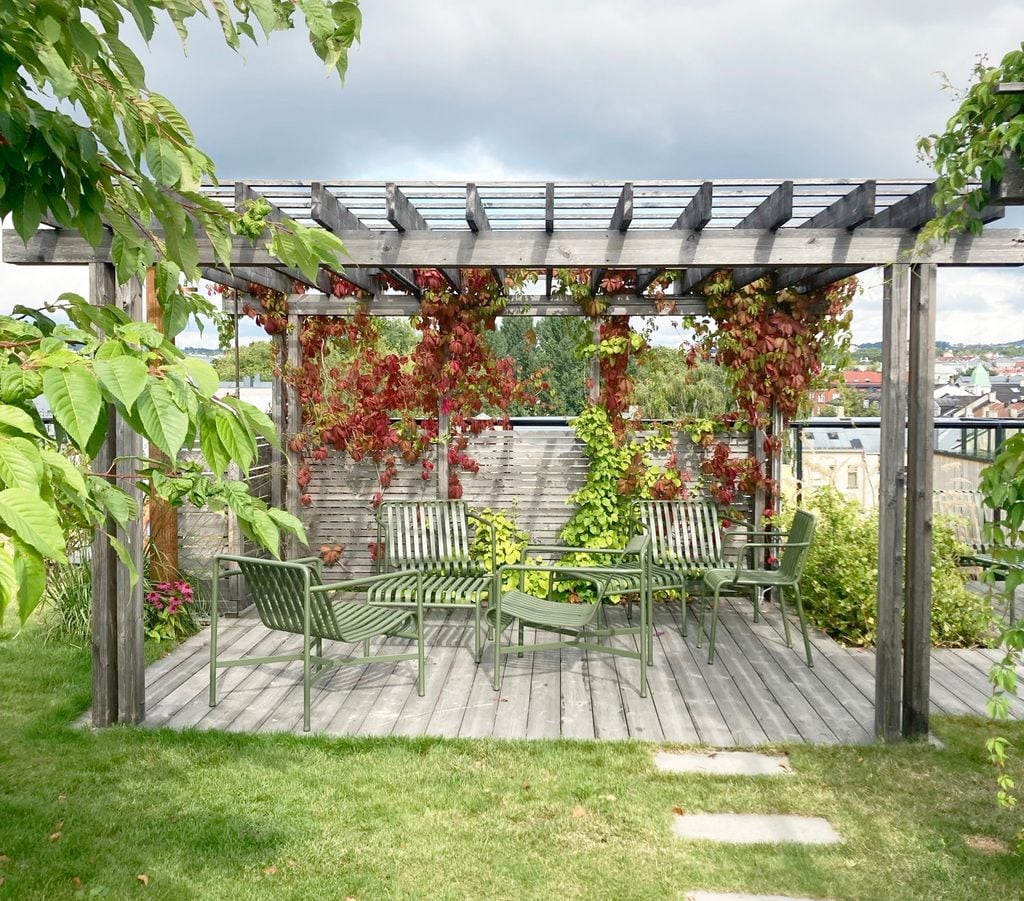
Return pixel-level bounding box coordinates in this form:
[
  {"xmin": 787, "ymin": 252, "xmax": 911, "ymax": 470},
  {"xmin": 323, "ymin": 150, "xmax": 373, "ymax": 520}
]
[{"xmin": 784, "ymin": 488, "xmax": 993, "ymax": 648}]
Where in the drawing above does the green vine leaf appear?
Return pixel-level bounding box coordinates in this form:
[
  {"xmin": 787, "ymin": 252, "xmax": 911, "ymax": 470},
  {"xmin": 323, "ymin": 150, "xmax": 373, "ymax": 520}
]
[
  {"xmin": 136, "ymin": 380, "xmax": 189, "ymax": 459},
  {"xmin": 94, "ymin": 356, "xmax": 149, "ymax": 411},
  {"xmin": 0, "ymin": 488, "xmax": 67, "ymax": 562}
]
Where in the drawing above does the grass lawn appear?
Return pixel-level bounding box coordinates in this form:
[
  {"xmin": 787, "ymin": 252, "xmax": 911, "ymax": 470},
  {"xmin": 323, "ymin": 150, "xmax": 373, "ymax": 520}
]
[{"xmin": 1, "ymin": 620, "xmax": 1022, "ymax": 900}]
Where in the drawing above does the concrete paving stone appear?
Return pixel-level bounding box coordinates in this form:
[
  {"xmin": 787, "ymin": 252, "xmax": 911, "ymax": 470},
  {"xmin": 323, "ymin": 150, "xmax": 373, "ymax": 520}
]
[
  {"xmin": 654, "ymin": 750, "xmax": 792, "ymax": 776},
  {"xmin": 672, "ymin": 813, "xmax": 841, "ymax": 845}
]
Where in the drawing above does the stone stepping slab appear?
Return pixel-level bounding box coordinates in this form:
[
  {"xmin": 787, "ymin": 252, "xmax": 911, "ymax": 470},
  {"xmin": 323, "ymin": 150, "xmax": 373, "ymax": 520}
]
[
  {"xmin": 673, "ymin": 813, "xmax": 841, "ymax": 845},
  {"xmin": 655, "ymin": 751, "xmax": 792, "ymax": 776}
]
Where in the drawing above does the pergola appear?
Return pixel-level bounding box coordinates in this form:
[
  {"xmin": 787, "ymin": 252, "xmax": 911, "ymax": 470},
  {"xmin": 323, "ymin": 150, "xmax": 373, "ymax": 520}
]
[{"xmin": 6, "ymin": 174, "xmax": 1024, "ymax": 743}]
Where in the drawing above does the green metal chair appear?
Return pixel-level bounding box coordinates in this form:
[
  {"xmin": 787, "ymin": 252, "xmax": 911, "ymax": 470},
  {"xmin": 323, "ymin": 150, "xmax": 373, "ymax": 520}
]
[
  {"xmin": 370, "ymin": 500, "xmax": 497, "ymax": 661},
  {"xmin": 625, "ymin": 498, "xmax": 725, "ymax": 636},
  {"xmin": 698, "ymin": 509, "xmax": 817, "ymax": 667},
  {"xmin": 484, "ymin": 539, "xmax": 652, "ymax": 697},
  {"xmin": 210, "ymin": 555, "xmax": 425, "ymax": 731}
]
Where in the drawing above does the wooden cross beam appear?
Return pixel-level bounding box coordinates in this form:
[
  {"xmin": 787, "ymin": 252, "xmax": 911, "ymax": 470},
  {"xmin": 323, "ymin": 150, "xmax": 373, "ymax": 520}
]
[
  {"xmin": 796, "ymin": 184, "xmax": 939, "ymax": 291},
  {"xmin": 386, "ymin": 183, "xmax": 461, "ymax": 292},
  {"xmin": 235, "ymin": 183, "xmax": 335, "ymax": 295},
  {"xmin": 466, "ymin": 183, "xmax": 505, "ymax": 289},
  {"xmin": 310, "ymin": 182, "xmax": 414, "ymax": 295},
  {"xmin": 636, "ymin": 180, "xmax": 713, "ymax": 295},
  {"xmin": 689, "ymin": 181, "xmax": 794, "ymax": 293},
  {"xmin": 770, "ymin": 181, "xmax": 877, "ymax": 290},
  {"xmin": 591, "ymin": 183, "xmax": 633, "ymax": 294},
  {"xmin": 201, "ymin": 267, "xmax": 260, "ymax": 297}
]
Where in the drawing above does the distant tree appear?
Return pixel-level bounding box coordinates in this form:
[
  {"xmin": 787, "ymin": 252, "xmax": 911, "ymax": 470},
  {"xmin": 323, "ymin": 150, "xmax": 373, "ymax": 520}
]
[
  {"xmin": 634, "ymin": 349, "xmax": 733, "ymax": 420},
  {"xmin": 213, "ymin": 341, "xmax": 274, "ymax": 381}
]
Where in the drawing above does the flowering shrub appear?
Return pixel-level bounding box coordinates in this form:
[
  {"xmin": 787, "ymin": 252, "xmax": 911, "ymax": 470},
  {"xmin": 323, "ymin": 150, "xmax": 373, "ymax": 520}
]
[{"xmin": 144, "ymin": 580, "xmax": 199, "ymax": 643}]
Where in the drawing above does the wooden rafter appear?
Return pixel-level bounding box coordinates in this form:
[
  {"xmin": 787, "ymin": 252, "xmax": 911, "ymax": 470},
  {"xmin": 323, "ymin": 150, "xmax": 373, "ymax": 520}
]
[
  {"xmin": 770, "ymin": 181, "xmax": 877, "ymax": 290},
  {"xmin": 636, "ymin": 180, "xmax": 713, "ymax": 295},
  {"xmin": 684, "ymin": 181, "xmax": 794, "ymax": 293},
  {"xmin": 466, "ymin": 183, "xmax": 505, "ymax": 289},
  {"xmin": 310, "ymin": 182, "xmax": 414, "ymax": 295},
  {"xmin": 591, "ymin": 183, "xmax": 633, "ymax": 294},
  {"xmin": 386, "ymin": 183, "xmax": 461, "ymax": 291}
]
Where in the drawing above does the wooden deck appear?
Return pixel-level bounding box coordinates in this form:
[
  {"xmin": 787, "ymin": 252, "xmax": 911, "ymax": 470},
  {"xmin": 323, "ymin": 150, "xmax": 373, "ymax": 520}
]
[{"xmin": 142, "ymin": 599, "xmax": 1024, "ymax": 745}]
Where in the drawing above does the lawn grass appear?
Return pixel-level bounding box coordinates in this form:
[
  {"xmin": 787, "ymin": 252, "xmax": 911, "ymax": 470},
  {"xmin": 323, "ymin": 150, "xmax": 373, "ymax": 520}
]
[{"xmin": 1, "ymin": 619, "xmax": 1022, "ymax": 899}]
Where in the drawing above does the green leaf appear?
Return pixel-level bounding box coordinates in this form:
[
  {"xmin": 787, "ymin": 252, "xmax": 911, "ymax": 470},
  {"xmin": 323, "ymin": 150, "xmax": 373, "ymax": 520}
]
[
  {"xmin": 109, "ymin": 535, "xmax": 139, "ymax": 586},
  {"xmin": 145, "ymin": 138, "xmax": 182, "ymax": 187},
  {"xmin": 0, "ymin": 544, "xmax": 16, "ymax": 625},
  {"xmin": 245, "ymin": 508, "xmax": 281, "ymax": 556},
  {"xmin": 0, "ymin": 403, "xmax": 44, "ymax": 438},
  {"xmin": 0, "ymin": 488, "xmax": 67, "ymax": 562},
  {"xmin": 94, "ymin": 356, "xmax": 149, "ymax": 410},
  {"xmin": 14, "ymin": 544, "xmax": 45, "ymax": 622},
  {"xmin": 267, "ymin": 507, "xmax": 307, "ymax": 543},
  {"xmin": 40, "ymin": 448, "xmax": 87, "ymax": 496},
  {"xmin": 215, "ymin": 407, "xmax": 257, "ymax": 474},
  {"xmin": 136, "ymin": 380, "xmax": 189, "ymax": 459},
  {"xmin": 0, "ymin": 439, "xmax": 43, "ymax": 490},
  {"xmin": 223, "ymin": 395, "xmax": 280, "ymax": 450},
  {"xmin": 103, "ymin": 32, "xmax": 147, "ymax": 89},
  {"xmin": 38, "ymin": 46, "xmax": 77, "ymax": 97},
  {"xmin": 183, "ymin": 358, "xmax": 220, "ymax": 398},
  {"xmin": 87, "ymin": 477, "xmax": 137, "ymax": 526},
  {"xmin": 198, "ymin": 408, "xmax": 230, "ymax": 478},
  {"xmin": 42, "ymin": 366, "xmax": 103, "ymax": 450}
]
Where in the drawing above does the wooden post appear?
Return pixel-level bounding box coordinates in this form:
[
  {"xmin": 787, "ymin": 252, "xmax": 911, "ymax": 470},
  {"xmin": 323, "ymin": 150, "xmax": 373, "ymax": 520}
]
[
  {"xmin": 284, "ymin": 312, "xmax": 302, "ymax": 558},
  {"xmin": 89, "ymin": 263, "xmax": 118, "ymax": 727},
  {"xmin": 589, "ymin": 318, "xmax": 601, "ymax": 404},
  {"xmin": 437, "ymin": 401, "xmax": 450, "ymax": 500},
  {"xmin": 144, "ymin": 269, "xmax": 179, "ymax": 583},
  {"xmin": 903, "ymin": 263, "xmax": 936, "ymax": 739},
  {"xmin": 874, "ymin": 264, "xmax": 910, "ymax": 742},
  {"xmin": 270, "ymin": 332, "xmax": 285, "ymax": 511},
  {"xmin": 116, "ymin": 276, "xmax": 146, "ymax": 723}
]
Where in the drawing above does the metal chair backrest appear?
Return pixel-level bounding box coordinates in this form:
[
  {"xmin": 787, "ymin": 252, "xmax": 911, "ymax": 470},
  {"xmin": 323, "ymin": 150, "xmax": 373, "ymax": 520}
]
[
  {"xmin": 631, "ymin": 499, "xmax": 722, "ymax": 570},
  {"xmin": 377, "ymin": 500, "xmax": 477, "ymax": 574},
  {"xmin": 780, "ymin": 509, "xmax": 816, "ymax": 581},
  {"xmin": 933, "ymin": 489, "xmax": 986, "ymax": 553},
  {"xmin": 234, "ymin": 557, "xmax": 336, "ymax": 637}
]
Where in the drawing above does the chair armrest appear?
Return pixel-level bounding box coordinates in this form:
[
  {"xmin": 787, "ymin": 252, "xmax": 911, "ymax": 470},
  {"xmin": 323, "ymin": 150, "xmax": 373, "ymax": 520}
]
[
  {"xmin": 309, "ymin": 570, "xmax": 424, "ymax": 608},
  {"xmin": 497, "ymin": 563, "xmax": 616, "ymax": 592}
]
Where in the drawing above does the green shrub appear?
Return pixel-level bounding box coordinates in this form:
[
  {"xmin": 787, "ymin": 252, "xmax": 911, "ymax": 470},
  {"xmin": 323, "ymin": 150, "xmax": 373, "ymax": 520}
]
[
  {"xmin": 40, "ymin": 553, "xmax": 92, "ymax": 647},
  {"xmin": 785, "ymin": 487, "xmax": 992, "ymax": 648}
]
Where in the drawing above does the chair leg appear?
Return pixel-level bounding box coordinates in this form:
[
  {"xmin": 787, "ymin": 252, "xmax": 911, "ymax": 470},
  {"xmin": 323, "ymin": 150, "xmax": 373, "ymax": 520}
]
[
  {"xmin": 793, "ymin": 584, "xmax": 814, "ymax": 668},
  {"xmin": 697, "ymin": 584, "xmax": 707, "ymax": 648},
  {"xmin": 680, "ymin": 590, "xmax": 688, "ymax": 638},
  {"xmin": 493, "ymin": 614, "xmax": 503, "ymax": 692},
  {"xmin": 517, "ymin": 619, "xmax": 525, "ymax": 657},
  {"xmin": 640, "ymin": 585, "xmax": 648, "ymax": 698},
  {"xmin": 364, "ymin": 637, "xmax": 370, "ymax": 657},
  {"xmin": 752, "ymin": 587, "xmax": 760, "ymax": 622},
  {"xmin": 416, "ymin": 605, "xmax": 425, "ymax": 696},
  {"xmin": 209, "ymin": 580, "xmax": 219, "ymax": 708},
  {"xmin": 708, "ymin": 588, "xmax": 722, "ymax": 665},
  {"xmin": 475, "ymin": 603, "xmax": 483, "ymax": 664},
  {"xmin": 777, "ymin": 586, "xmax": 793, "ymax": 648},
  {"xmin": 303, "ymin": 631, "xmax": 312, "ymax": 733}
]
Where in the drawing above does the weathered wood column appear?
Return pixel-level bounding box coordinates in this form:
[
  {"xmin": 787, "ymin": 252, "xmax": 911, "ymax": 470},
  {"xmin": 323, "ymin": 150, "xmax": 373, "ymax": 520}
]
[
  {"xmin": 588, "ymin": 318, "xmax": 601, "ymax": 404},
  {"xmin": 116, "ymin": 276, "xmax": 147, "ymax": 723},
  {"xmin": 874, "ymin": 264, "xmax": 910, "ymax": 741},
  {"xmin": 436, "ymin": 401, "xmax": 450, "ymax": 500},
  {"xmin": 284, "ymin": 311, "xmax": 303, "ymax": 558},
  {"xmin": 89, "ymin": 263, "xmax": 119, "ymax": 727},
  {"xmin": 903, "ymin": 263, "xmax": 937, "ymax": 739}
]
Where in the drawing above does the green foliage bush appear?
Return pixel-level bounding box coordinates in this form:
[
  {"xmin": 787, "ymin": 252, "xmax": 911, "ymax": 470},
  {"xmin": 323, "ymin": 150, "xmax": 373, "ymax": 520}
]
[
  {"xmin": 469, "ymin": 506, "xmax": 551, "ymax": 597},
  {"xmin": 786, "ymin": 487, "xmax": 992, "ymax": 648}
]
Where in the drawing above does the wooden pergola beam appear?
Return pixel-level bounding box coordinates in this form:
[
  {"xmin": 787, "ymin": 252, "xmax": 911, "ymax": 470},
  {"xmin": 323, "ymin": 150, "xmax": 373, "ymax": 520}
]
[
  {"xmin": 636, "ymin": 181, "xmax": 713, "ymax": 295},
  {"xmin": 228, "ymin": 292, "xmax": 712, "ymax": 318},
  {"xmin": 766, "ymin": 181, "xmax": 878, "ymax": 290},
  {"xmin": 9, "ymin": 226, "xmax": 1024, "ymax": 269},
  {"xmin": 704, "ymin": 181, "xmax": 794, "ymax": 292},
  {"xmin": 386, "ymin": 183, "xmax": 461, "ymax": 292},
  {"xmin": 466, "ymin": 183, "xmax": 505, "ymax": 289},
  {"xmin": 310, "ymin": 182, "xmax": 414, "ymax": 295},
  {"xmin": 592, "ymin": 183, "xmax": 633, "ymax": 293}
]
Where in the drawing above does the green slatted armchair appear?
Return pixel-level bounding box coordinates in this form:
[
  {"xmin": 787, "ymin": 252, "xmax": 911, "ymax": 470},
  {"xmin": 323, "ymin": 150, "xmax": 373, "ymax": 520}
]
[
  {"xmin": 210, "ymin": 555, "xmax": 425, "ymax": 731},
  {"xmin": 369, "ymin": 500, "xmax": 497, "ymax": 661},
  {"xmin": 698, "ymin": 509, "xmax": 817, "ymax": 667},
  {"xmin": 625, "ymin": 498, "xmax": 726, "ymax": 637}
]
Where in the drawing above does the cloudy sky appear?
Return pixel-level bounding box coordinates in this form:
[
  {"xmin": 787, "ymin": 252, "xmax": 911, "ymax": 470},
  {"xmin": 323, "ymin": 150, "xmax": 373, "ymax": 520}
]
[{"xmin": 2, "ymin": 0, "xmax": 1022, "ymax": 346}]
